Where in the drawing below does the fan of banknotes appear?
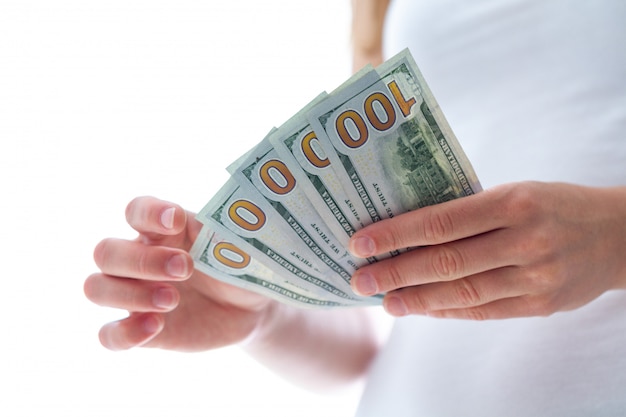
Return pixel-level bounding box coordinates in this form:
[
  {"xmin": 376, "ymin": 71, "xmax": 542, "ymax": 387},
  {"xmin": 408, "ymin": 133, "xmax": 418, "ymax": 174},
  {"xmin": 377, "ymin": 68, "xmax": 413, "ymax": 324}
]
[{"xmin": 189, "ymin": 49, "xmax": 482, "ymax": 308}]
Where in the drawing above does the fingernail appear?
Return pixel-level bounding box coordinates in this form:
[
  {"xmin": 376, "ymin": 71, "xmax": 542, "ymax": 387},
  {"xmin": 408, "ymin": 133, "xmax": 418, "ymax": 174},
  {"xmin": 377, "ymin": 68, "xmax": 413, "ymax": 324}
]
[
  {"xmin": 353, "ymin": 272, "xmax": 378, "ymax": 296},
  {"xmin": 153, "ymin": 287, "xmax": 178, "ymax": 310},
  {"xmin": 351, "ymin": 236, "xmax": 375, "ymax": 257},
  {"xmin": 160, "ymin": 207, "xmax": 176, "ymax": 230},
  {"xmin": 166, "ymin": 254, "xmax": 188, "ymax": 278},
  {"xmin": 385, "ymin": 296, "xmax": 408, "ymax": 316}
]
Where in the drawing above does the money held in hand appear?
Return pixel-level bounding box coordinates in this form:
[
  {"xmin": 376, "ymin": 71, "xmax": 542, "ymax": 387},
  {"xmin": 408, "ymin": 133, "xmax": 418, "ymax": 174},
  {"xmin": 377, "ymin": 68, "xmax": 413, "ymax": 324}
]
[{"xmin": 190, "ymin": 49, "xmax": 482, "ymax": 308}]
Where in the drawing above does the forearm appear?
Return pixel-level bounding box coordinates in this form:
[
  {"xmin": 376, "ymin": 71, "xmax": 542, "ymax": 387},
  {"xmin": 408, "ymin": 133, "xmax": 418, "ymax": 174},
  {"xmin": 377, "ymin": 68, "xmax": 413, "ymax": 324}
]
[
  {"xmin": 242, "ymin": 301, "xmax": 381, "ymax": 391},
  {"xmin": 351, "ymin": 0, "xmax": 390, "ymax": 71}
]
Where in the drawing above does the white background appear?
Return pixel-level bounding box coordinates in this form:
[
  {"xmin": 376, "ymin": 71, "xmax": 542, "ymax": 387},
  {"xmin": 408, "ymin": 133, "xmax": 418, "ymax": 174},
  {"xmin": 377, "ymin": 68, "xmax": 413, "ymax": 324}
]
[{"xmin": 0, "ymin": 1, "xmax": 375, "ymax": 416}]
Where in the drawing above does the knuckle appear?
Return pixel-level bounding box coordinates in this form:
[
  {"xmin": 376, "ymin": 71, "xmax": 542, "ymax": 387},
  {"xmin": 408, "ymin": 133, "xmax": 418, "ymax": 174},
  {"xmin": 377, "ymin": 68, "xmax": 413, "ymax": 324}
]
[
  {"xmin": 453, "ymin": 278, "xmax": 483, "ymax": 307},
  {"xmin": 506, "ymin": 182, "xmax": 533, "ymax": 207},
  {"xmin": 136, "ymin": 250, "xmax": 152, "ymax": 277},
  {"xmin": 511, "ymin": 228, "xmax": 555, "ymax": 265},
  {"xmin": 525, "ymin": 266, "xmax": 562, "ymax": 293},
  {"xmin": 529, "ymin": 228, "xmax": 554, "ymax": 260},
  {"xmin": 431, "ymin": 246, "xmax": 465, "ymax": 281},
  {"xmin": 382, "ymin": 228, "xmax": 402, "ymax": 254},
  {"xmin": 436, "ymin": 307, "xmax": 487, "ymax": 321},
  {"xmin": 422, "ymin": 208, "xmax": 455, "ymax": 243},
  {"xmin": 503, "ymin": 182, "xmax": 542, "ymax": 222},
  {"xmin": 128, "ymin": 287, "xmax": 146, "ymax": 310},
  {"xmin": 463, "ymin": 308, "xmax": 488, "ymax": 321},
  {"xmin": 385, "ymin": 263, "xmax": 408, "ymax": 290},
  {"xmin": 550, "ymin": 267, "xmax": 568, "ymax": 289},
  {"xmin": 401, "ymin": 289, "xmax": 430, "ymax": 313}
]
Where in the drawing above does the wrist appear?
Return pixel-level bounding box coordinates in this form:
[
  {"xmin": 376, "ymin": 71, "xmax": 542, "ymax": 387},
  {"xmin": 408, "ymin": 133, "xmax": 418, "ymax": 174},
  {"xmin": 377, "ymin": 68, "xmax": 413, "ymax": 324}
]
[
  {"xmin": 237, "ymin": 299, "xmax": 285, "ymax": 349},
  {"xmin": 613, "ymin": 187, "xmax": 626, "ymax": 289},
  {"xmin": 600, "ymin": 185, "xmax": 626, "ymax": 290}
]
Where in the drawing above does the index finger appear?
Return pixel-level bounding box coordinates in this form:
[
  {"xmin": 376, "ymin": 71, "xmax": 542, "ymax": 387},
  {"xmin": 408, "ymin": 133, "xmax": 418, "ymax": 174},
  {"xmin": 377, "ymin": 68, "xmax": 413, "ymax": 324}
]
[
  {"xmin": 349, "ymin": 186, "xmax": 508, "ymax": 257},
  {"xmin": 125, "ymin": 196, "xmax": 187, "ymax": 237}
]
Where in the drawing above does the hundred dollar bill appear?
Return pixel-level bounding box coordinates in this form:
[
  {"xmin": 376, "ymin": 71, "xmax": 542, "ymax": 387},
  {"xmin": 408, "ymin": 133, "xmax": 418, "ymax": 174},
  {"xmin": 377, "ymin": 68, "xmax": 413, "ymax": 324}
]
[
  {"xmin": 227, "ymin": 95, "xmax": 366, "ymax": 269},
  {"xmin": 308, "ymin": 48, "xmax": 482, "ymax": 224},
  {"xmin": 228, "ymin": 134, "xmax": 366, "ymax": 279},
  {"xmin": 269, "ymin": 108, "xmax": 365, "ymax": 248},
  {"xmin": 190, "ymin": 225, "xmax": 347, "ymax": 308},
  {"xmin": 270, "ymin": 69, "xmax": 392, "ymax": 261},
  {"xmin": 197, "ymin": 177, "xmax": 379, "ymax": 305}
]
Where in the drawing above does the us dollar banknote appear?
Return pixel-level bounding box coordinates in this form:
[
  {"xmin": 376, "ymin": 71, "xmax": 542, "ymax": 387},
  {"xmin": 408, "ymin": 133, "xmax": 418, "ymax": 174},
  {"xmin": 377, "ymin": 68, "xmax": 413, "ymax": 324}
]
[
  {"xmin": 190, "ymin": 224, "xmax": 348, "ymax": 308},
  {"xmin": 196, "ymin": 177, "xmax": 380, "ymax": 306},
  {"xmin": 269, "ymin": 69, "xmax": 394, "ymax": 261},
  {"xmin": 192, "ymin": 48, "xmax": 481, "ymax": 308},
  {"xmin": 308, "ymin": 48, "xmax": 482, "ymax": 223},
  {"xmin": 269, "ymin": 106, "xmax": 367, "ymax": 248},
  {"xmin": 228, "ymin": 134, "xmax": 365, "ymax": 276}
]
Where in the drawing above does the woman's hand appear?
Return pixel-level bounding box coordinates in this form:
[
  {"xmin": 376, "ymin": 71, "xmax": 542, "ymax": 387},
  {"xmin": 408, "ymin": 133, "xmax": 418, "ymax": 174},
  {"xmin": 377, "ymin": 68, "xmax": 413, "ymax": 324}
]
[
  {"xmin": 349, "ymin": 182, "xmax": 626, "ymax": 320},
  {"xmin": 84, "ymin": 196, "xmax": 272, "ymax": 351}
]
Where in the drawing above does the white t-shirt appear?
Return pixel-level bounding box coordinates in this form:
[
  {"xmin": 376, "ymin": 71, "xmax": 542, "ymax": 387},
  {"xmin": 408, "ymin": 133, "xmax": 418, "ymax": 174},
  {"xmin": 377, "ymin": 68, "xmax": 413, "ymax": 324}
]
[{"xmin": 355, "ymin": 1, "xmax": 626, "ymax": 416}]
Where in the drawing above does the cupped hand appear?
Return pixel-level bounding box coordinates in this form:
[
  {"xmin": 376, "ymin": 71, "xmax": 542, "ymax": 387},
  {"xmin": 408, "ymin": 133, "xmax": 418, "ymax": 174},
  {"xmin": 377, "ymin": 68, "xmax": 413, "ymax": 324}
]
[
  {"xmin": 349, "ymin": 182, "xmax": 626, "ymax": 320},
  {"xmin": 84, "ymin": 196, "xmax": 273, "ymax": 351}
]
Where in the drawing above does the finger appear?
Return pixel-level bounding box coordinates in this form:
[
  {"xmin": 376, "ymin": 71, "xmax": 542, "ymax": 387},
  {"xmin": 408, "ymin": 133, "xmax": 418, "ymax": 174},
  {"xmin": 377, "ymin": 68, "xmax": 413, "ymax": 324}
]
[
  {"xmin": 351, "ymin": 228, "xmax": 517, "ymax": 295},
  {"xmin": 380, "ymin": 266, "xmax": 525, "ymax": 316},
  {"xmin": 349, "ymin": 186, "xmax": 508, "ymax": 257},
  {"xmin": 99, "ymin": 313, "xmax": 164, "ymax": 351},
  {"xmin": 125, "ymin": 196, "xmax": 187, "ymax": 238},
  {"xmin": 424, "ymin": 294, "xmax": 557, "ymax": 320},
  {"xmin": 84, "ymin": 273, "xmax": 180, "ymax": 312},
  {"xmin": 93, "ymin": 238, "xmax": 192, "ymax": 281}
]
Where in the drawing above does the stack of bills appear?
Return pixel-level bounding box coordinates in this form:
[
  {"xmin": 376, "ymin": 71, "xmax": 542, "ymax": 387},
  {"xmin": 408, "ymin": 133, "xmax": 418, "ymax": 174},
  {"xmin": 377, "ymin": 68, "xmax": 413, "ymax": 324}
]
[{"xmin": 190, "ymin": 49, "xmax": 482, "ymax": 308}]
